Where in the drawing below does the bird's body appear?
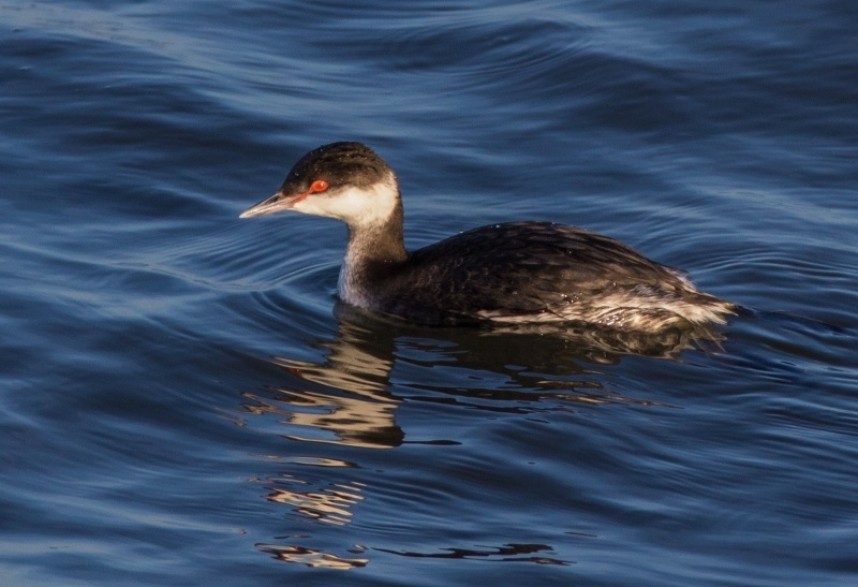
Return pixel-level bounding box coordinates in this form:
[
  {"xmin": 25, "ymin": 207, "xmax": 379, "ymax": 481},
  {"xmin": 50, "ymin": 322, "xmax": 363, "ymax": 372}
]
[{"xmin": 241, "ymin": 142, "xmax": 735, "ymax": 333}]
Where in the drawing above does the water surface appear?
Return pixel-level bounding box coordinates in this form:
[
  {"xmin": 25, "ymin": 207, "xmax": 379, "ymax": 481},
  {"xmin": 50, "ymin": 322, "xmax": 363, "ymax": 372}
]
[{"xmin": 2, "ymin": 1, "xmax": 857, "ymax": 585}]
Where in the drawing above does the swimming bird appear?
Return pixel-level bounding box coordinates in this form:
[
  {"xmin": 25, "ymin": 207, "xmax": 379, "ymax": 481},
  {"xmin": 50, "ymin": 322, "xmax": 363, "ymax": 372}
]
[{"xmin": 240, "ymin": 142, "xmax": 735, "ymax": 333}]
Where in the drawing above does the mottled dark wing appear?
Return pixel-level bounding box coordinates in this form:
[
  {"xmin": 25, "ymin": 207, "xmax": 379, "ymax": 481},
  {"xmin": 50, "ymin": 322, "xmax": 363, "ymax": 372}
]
[{"xmin": 382, "ymin": 221, "xmax": 686, "ymax": 323}]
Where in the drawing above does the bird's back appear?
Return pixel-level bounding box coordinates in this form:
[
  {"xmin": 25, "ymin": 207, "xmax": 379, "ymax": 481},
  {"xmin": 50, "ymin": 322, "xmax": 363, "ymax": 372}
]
[{"xmin": 366, "ymin": 221, "xmax": 733, "ymax": 330}]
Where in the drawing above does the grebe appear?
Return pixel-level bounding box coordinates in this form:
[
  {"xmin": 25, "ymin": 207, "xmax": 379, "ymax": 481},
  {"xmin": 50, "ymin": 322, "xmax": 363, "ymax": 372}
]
[{"xmin": 240, "ymin": 142, "xmax": 735, "ymax": 333}]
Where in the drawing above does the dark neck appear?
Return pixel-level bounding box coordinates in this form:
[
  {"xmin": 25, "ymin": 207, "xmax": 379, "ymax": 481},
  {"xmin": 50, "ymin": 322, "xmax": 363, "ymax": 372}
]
[{"xmin": 345, "ymin": 198, "xmax": 408, "ymax": 266}]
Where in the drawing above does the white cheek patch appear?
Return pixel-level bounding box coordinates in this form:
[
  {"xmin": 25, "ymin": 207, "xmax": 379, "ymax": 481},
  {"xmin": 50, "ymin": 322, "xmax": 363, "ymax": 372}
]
[{"xmin": 293, "ymin": 171, "xmax": 399, "ymax": 228}]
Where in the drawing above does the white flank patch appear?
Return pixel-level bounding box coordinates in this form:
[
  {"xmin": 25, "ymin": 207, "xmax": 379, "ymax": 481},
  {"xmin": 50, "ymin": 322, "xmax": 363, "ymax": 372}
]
[{"xmin": 478, "ymin": 290, "xmax": 733, "ymax": 331}]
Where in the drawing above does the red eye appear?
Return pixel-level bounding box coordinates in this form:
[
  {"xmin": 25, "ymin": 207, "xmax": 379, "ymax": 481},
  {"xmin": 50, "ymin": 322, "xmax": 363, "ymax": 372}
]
[{"xmin": 309, "ymin": 179, "xmax": 329, "ymax": 193}]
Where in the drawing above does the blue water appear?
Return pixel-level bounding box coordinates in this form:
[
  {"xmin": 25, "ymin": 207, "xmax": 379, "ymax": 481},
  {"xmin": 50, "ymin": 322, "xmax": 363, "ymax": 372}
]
[{"xmin": 2, "ymin": 1, "xmax": 857, "ymax": 585}]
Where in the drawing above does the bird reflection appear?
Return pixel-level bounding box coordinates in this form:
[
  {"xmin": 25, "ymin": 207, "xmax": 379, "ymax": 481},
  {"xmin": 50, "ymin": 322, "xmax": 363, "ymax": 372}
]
[
  {"xmin": 249, "ymin": 311, "xmax": 404, "ymax": 450},
  {"xmin": 256, "ymin": 543, "xmax": 369, "ymax": 569},
  {"xmin": 374, "ymin": 542, "xmax": 568, "ymax": 565},
  {"xmin": 244, "ymin": 305, "xmax": 727, "ymax": 568},
  {"xmin": 244, "ymin": 303, "xmax": 725, "ymax": 449},
  {"xmin": 264, "ymin": 478, "xmax": 366, "ymax": 526}
]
